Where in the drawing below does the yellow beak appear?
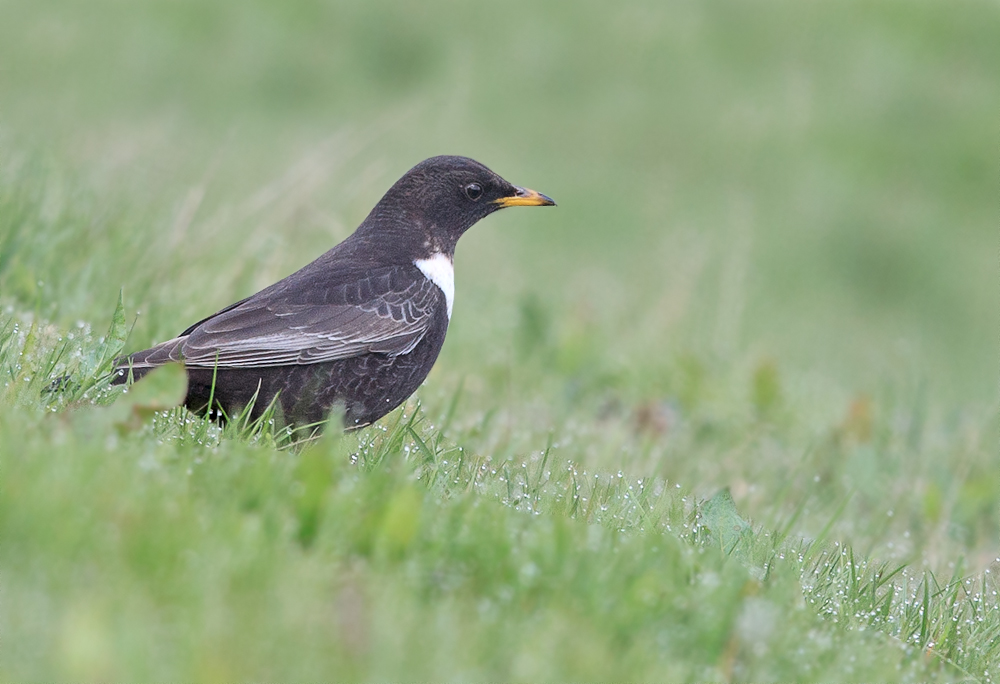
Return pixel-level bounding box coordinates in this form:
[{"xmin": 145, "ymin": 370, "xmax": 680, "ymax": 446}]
[{"xmin": 493, "ymin": 186, "xmax": 557, "ymax": 208}]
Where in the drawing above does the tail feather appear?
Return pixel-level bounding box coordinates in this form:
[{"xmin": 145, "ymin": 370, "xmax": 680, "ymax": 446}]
[{"xmin": 111, "ymin": 336, "xmax": 187, "ymax": 385}]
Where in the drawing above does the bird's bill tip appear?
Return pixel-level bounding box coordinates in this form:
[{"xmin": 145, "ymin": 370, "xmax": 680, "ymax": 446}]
[{"xmin": 493, "ymin": 186, "xmax": 556, "ymax": 208}]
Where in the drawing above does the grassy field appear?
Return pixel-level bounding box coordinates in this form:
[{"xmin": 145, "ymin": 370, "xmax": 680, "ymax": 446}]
[{"xmin": 1, "ymin": 0, "xmax": 998, "ymax": 680}]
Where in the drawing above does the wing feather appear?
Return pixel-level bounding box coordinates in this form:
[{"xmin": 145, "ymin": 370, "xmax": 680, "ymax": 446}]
[{"xmin": 129, "ymin": 265, "xmax": 443, "ymax": 370}]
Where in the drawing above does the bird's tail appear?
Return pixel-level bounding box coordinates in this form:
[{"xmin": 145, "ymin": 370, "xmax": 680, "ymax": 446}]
[
  {"xmin": 44, "ymin": 337, "xmax": 184, "ymax": 394},
  {"xmin": 110, "ymin": 337, "xmax": 187, "ymax": 384}
]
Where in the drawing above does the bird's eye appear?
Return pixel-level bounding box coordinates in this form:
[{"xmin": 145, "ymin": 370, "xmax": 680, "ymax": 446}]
[{"xmin": 464, "ymin": 183, "xmax": 483, "ymax": 201}]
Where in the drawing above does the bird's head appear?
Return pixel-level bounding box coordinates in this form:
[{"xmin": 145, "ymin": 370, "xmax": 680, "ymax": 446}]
[{"xmin": 360, "ymin": 155, "xmax": 555, "ymax": 258}]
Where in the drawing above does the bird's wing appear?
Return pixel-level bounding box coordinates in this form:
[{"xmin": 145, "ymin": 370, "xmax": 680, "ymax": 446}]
[{"xmin": 129, "ymin": 265, "xmax": 444, "ymax": 369}]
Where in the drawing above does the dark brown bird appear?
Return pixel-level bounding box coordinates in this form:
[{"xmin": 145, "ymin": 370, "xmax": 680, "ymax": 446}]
[{"xmin": 112, "ymin": 156, "xmax": 555, "ymax": 430}]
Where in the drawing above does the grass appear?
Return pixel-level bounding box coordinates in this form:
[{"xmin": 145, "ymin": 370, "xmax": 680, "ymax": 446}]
[
  {"xmin": 1, "ymin": 0, "xmax": 998, "ymax": 680},
  {"xmin": 3, "ymin": 312, "xmax": 998, "ymax": 680}
]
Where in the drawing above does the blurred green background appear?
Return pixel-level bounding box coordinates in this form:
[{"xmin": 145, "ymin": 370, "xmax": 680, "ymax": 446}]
[
  {"xmin": 1, "ymin": 0, "xmax": 998, "ymax": 679},
  {"xmin": 2, "ymin": 0, "xmax": 996, "ymax": 403}
]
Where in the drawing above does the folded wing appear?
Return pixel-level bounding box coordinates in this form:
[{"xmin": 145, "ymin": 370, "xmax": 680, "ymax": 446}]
[{"xmin": 125, "ymin": 265, "xmax": 442, "ymax": 369}]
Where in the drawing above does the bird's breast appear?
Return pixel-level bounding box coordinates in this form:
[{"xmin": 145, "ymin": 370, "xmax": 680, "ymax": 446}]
[{"xmin": 413, "ymin": 253, "xmax": 454, "ymax": 319}]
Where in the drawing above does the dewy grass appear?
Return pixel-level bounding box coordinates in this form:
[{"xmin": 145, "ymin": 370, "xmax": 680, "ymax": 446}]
[
  {"xmin": 405, "ymin": 407, "xmax": 1000, "ymax": 680},
  {"xmin": 1, "ymin": 301, "xmax": 997, "ymax": 680}
]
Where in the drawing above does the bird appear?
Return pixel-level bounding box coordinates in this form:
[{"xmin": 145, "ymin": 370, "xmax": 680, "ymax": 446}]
[{"xmin": 111, "ymin": 155, "xmax": 555, "ymax": 431}]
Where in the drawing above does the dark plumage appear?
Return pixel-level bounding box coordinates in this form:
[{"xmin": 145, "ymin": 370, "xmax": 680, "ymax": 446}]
[{"xmin": 112, "ymin": 156, "xmax": 555, "ymax": 430}]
